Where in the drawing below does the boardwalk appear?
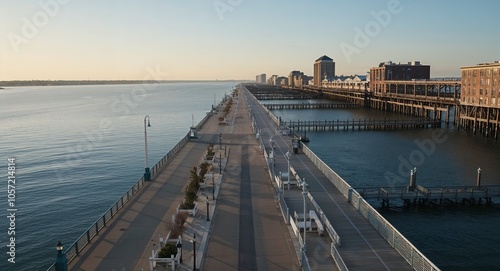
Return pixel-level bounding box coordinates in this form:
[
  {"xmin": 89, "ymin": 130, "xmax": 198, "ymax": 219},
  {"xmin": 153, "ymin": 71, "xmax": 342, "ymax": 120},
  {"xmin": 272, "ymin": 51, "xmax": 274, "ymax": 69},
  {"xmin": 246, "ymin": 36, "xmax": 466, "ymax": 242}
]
[
  {"xmin": 203, "ymin": 86, "xmax": 300, "ymax": 271},
  {"xmin": 66, "ymin": 90, "xmax": 300, "ymax": 271},
  {"xmin": 243, "ymin": 84, "xmax": 417, "ymax": 271}
]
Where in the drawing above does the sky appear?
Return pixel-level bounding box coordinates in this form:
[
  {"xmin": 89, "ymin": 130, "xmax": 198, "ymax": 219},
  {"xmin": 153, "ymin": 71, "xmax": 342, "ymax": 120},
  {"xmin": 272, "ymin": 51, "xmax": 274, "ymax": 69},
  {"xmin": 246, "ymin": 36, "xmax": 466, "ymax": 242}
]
[{"xmin": 0, "ymin": 0, "xmax": 499, "ymax": 80}]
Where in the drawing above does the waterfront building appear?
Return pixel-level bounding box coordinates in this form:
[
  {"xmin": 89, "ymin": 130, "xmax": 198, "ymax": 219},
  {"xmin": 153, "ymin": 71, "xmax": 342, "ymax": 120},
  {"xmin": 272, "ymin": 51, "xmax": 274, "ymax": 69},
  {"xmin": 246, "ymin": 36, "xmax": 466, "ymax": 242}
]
[
  {"xmin": 288, "ymin": 71, "xmax": 311, "ymax": 87},
  {"xmin": 321, "ymin": 74, "xmax": 369, "ymax": 91},
  {"xmin": 276, "ymin": 76, "xmax": 288, "ymax": 86},
  {"xmin": 461, "ymin": 61, "xmax": 500, "ymax": 107},
  {"xmin": 370, "ymin": 61, "xmax": 430, "ymax": 93},
  {"xmin": 314, "ymin": 55, "xmax": 335, "ymax": 86},
  {"xmin": 256, "ymin": 73, "xmax": 267, "ymax": 84}
]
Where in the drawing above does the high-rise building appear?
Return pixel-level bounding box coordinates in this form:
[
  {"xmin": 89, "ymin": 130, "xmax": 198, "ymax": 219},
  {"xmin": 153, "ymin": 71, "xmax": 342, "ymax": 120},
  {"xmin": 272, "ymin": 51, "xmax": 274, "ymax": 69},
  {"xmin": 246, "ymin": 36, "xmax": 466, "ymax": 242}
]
[
  {"xmin": 461, "ymin": 61, "xmax": 500, "ymax": 107},
  {"xmin": 369, "ymin": 61, "xmax": 430, "ymax": 93},
  {"xmin": 314, "ymin": 55, "xmax": 335, "ymax": 86},
  {"xmin": 255, "ymin": 74, "xmax": 266, "ymax": 84}
]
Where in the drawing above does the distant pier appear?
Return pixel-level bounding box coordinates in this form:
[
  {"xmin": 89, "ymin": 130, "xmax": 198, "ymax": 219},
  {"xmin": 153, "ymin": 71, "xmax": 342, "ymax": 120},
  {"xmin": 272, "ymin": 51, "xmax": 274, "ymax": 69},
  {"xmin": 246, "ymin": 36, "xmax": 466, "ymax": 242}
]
[
  {"xmin": 263, "ymin": 102, "xmax": 359, "ymax": 110},
  {"xmin": 284, "ymin": 118, "xmax": 441, "ymax": 132}
]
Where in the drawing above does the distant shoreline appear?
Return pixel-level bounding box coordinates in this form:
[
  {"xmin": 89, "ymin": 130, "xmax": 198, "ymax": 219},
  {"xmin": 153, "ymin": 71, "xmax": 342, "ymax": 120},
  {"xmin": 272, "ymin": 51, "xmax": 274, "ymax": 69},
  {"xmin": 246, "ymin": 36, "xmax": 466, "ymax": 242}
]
[{"xmin": 0, "ymin": 80, "xmax": 246, "ymax": 87}]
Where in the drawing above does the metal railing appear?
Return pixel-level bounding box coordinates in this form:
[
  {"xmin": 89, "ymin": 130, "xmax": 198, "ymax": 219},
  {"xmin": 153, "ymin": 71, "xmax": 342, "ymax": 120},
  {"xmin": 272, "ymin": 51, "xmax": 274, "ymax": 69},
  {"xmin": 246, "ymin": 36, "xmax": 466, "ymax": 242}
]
[
  {"xmin": 46, "ymin": 100, "xmax": 222, "ymax": 270},
  {"xmin": 331, "ymin": 242, "xmax": 349, "ymax": 271},
  {"xmin": 301, "ymin": 143, "xmax": 440, "ymax": 271},
  {"xmin": 306, "ymin": 191, "xmax": 341, "ymax": 246}
]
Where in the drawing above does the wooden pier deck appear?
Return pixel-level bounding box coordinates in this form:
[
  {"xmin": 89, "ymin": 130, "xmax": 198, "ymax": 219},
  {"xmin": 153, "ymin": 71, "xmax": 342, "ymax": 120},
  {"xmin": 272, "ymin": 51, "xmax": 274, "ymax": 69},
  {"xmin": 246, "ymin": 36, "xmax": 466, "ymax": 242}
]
[
  {"xmin": 357, "ymin": 185, "xmax": 500, "ymax": 207},
  {"xmin": 284, "ymin": 118, "xmax": 442, "ymax": 131},
  {"xmin": 263, "ymin": 102, "xmax": 359, "ymax": 110}
]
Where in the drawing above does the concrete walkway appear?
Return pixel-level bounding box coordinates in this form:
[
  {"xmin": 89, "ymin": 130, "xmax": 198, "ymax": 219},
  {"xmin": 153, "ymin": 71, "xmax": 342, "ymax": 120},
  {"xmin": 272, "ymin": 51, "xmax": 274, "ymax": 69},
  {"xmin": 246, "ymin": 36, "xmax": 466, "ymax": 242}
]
[
  {"xmin": 68, "ymin": 88, "xmax": 300, "ymax": 271},
  {"xmin": 245, "ymin": 83, "xmax": 414, "ymax": 271},
  {"xmin": 203, "ymin": 87, "xmax": 300, "ymax": 271}
]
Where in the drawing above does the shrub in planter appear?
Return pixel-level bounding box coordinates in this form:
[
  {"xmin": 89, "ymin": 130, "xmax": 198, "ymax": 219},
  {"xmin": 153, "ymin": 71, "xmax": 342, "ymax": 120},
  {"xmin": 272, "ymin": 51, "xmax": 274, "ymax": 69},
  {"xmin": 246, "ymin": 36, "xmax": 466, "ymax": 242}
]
[
  {"xmin": 199, "ymin": 162, "xmax": 210, "ymax": 182},
  {"xmin": 158, "ymin": 243, "xmax": 177, "ymax": 258}
]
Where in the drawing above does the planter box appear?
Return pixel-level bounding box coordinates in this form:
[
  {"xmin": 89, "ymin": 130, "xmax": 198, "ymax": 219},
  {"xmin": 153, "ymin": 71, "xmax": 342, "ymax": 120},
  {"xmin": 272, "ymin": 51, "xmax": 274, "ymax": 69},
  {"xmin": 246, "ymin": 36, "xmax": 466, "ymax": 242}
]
[{"xmin": 176, "ymin": 202, "xmax": 198, "ymax": 216}]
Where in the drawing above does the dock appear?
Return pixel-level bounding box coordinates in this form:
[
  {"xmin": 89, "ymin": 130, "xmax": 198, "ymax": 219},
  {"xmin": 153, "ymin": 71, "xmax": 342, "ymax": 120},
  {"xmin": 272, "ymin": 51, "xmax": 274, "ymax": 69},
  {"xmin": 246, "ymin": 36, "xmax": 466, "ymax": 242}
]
[
  {"xmin": 284, "ymin": 118, "xmax": 442, "ymax": 132},
  {"xmin": 263, "ymin": 102, "xmax": 359, "ymax": 110}
]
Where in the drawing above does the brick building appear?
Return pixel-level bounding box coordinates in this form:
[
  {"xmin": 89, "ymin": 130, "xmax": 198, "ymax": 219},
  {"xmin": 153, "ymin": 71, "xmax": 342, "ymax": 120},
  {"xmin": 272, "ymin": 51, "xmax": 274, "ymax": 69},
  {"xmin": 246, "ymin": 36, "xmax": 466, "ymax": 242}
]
[
  {"xmin": 369, "ymin": 61, "xmax": 430, "ymax": 93},
  {"xmin": 461, "ymin": 62, "xmax": 500, "ymax": 107}
]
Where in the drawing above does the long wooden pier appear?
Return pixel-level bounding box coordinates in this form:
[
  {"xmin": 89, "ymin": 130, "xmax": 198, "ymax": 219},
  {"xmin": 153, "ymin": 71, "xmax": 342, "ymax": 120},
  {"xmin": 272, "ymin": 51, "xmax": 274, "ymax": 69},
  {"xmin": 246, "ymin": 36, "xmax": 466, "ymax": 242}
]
[
  {"xmin": 263, "ymin": 102, "xmax": 359, "ymax": 110},
  {"xmin": 284, "ymin": 118, "xmax": 441, "ymax": 131},
  {"xmin": 357, "ymin": 185, "xmax": 500, "ymax": 207}
]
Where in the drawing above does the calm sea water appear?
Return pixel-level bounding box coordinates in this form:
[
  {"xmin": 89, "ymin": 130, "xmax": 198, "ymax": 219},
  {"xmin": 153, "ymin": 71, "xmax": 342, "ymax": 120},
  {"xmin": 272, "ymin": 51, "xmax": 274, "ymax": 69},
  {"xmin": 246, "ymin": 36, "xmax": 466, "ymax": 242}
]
[
  {"xmin": 271, "ymin": 103, "xmax": 500, "ymax": 271},
  {"xmin": 0, "ymin": 82, "xmax": 237, "ymax": 270}
]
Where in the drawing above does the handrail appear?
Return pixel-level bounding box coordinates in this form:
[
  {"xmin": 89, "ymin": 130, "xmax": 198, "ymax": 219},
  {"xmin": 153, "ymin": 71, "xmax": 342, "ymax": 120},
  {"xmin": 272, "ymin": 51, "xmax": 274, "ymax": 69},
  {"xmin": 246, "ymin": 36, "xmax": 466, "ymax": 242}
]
[
  {"xmin": 46, "ymin": 98, "xmax": 224, "ymax": 270},
  {"xmin": 301, "ymin": 143, "xmax": 440, "ymax": 271}
]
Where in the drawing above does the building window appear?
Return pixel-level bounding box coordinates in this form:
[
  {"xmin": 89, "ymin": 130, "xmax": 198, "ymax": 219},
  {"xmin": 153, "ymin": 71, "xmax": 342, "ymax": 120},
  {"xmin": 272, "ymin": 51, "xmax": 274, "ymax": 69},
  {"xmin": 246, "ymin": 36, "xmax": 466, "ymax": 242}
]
[
  {"xmin": 473, "ymin": 70, "xmax": 477, "ymax": 77},
  {"xmin": 481, "ymin": 79, "xmax": 484, "ymax": 86},
  {"xmin": 480, "ymin": 70, "xmax": 484, "ymax": 76},
  {"xmin": 480, "ymin": 89, "xmax": 483, "ymax": 95},
  {"xmin": 486, "ymin": 70, "xmax": 491, "ymax": 77},
  {"xmin": 494, "ymin": 79, "xmax": 497, "ymax": 86},
  {"xmin": 494, "ymin": 69, "xmax": 498, "ymax": 76},
  {"xmin": 462, "ymin": 71, "xmax": 466, "ymax": 77}
]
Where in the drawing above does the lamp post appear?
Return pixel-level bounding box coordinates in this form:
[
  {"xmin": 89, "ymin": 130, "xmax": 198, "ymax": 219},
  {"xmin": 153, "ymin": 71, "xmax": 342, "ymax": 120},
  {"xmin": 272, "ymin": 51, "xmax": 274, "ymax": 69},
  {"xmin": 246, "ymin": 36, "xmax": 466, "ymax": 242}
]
[
  {"xmin": 191, "ymin": 233, "xmax": 196, "ymax": 271},
  {"xmin": 54, "ymin": 241, "xmax": 68, "ymax": 271},
  {"xmin": 302, "ymin": 178, "xmax": 308, "ymax": 254},
  {"xmin": 269, "ymin": 136, "xmax": 275, "ymax": 179},
  {"xmin": 219, "ymin": 133, "xmax": 222, "ymax": 149},
  {"xmin": 212, "ymin": 173, "xmax": 215, "ymax": 200},
  {"xmin": 177, "ymin": 236, "xmax": 183, "ymax": 264},
  {"xmin": 206, "ymin": 196, "xmax": 210, "ymax": 221},
  {"xmin": 144, "ymin": 115, "xmax": 151, "ymax": 181},
  {"xmin": 477, "ymin": 167, "xmax": 482, "ymax": 187},
  {"xmin": 285, "ymin": 151, "xmax": 291, "ymax": 192},
  {"xmin": 219, "ymin": 152, "xmax": 222, "ymax": 174}
]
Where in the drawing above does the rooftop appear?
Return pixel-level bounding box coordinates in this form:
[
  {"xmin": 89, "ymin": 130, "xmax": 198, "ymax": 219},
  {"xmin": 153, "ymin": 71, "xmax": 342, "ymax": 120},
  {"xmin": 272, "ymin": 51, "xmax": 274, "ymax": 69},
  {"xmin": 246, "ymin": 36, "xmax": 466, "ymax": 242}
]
[{"xmin": 316, "ymin": 55, "xmax": 334, "ymax": 62}]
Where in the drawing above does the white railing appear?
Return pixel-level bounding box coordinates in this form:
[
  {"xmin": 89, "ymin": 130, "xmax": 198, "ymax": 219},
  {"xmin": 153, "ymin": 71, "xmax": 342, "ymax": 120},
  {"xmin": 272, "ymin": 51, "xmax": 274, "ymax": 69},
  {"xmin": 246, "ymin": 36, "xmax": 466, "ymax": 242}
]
[
  {"xmin": 307, "ymin": 191, "xmax": 341, "ymax": 246},
  {"xmin": 331, "ymin": 242, "xmax": 349, "ymax": 271},
  {"xmin": 301, "ymin": 143, "xmax": 440, "ymax": 271}
]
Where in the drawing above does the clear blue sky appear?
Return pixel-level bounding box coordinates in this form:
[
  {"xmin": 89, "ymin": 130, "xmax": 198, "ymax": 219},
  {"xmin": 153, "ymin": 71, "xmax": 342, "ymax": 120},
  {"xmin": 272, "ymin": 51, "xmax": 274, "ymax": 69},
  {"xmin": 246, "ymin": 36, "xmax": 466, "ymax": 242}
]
[{"xmin": 1, "ymin": 0, "xmax": 498, "ymax": 80}]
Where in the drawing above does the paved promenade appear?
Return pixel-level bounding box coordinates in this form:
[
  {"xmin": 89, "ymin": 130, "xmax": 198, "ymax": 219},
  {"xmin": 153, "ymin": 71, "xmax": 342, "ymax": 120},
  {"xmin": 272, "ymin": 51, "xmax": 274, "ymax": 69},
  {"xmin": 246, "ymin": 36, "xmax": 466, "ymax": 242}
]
[
  {"xmin": 203, "ymin": 89, "xmax": 300, "ymax": 270},
  {"xmin": 68, "ymin": 88, "xmax": 300, "ymax": 271},
  {"xmin": 244, "ymin": 84, "xmax": 414, "ymax": 271}
]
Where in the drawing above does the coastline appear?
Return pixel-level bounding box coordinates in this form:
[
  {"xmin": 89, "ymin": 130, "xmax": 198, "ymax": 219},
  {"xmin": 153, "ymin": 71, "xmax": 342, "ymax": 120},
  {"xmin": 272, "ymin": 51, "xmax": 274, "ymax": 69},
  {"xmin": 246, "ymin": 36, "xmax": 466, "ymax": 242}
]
[{"xmin": 0, "ymin": 79, "xmax": 248, "ymax": 87}]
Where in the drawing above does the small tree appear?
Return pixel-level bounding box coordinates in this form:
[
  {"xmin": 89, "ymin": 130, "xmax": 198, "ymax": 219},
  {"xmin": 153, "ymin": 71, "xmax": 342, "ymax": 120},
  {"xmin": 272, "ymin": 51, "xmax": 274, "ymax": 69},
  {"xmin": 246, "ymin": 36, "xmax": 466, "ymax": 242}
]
[{"xmin": 168, "ymin": 212, "xmax": 188, "ymax": 238}]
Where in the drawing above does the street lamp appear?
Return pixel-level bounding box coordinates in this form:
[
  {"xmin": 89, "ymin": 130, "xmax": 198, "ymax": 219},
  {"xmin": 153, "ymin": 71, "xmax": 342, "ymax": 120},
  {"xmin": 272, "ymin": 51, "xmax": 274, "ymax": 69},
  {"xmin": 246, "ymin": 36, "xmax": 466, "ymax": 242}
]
[
  {"xmin": 54, "ymin": 241, "xmax": 68, "ymax": 271},
  {"xmin": 191, "ymin": 233, "xmax": 197, "ymax": 271},
  {"xmin": 206, "ymin": 196, "xmax": 210, "ymax": 221},
  {"xmin": 177, "ymin": 236, "xmax": 183, "ymax": 264},
  {"xmin": 219, "ymin": 133, "xmax": 222, "ymax": 149},
  {"xmin": 285, "ymin": 151, "xmax": 291, "ymax": 191},
  {"xmin": 269, "ymin": 137, "xmax": 276, "ymax": 179},
  {"xmin": 212, "ymin": 173, "xmax": 215, "ymax": 200},
  {"xmin": 219, "ymin": 152, "xmax": 222, "ymax": 174},
  {"xmin": 144, "ymin": 115, "xmax": 151, "ymax": 181},
  {"xmin": 302, "ymin": 178, "xmax": 308, "ymax": 254},
  {"xmin": 477, "ymin": 167, "xmax": 482, "ymax": 187}
]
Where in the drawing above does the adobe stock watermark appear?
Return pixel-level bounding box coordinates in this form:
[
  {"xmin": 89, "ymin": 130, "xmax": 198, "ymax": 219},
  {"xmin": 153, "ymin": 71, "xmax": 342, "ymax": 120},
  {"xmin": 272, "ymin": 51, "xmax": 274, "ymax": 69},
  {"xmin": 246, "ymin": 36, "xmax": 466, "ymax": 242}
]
[
  {"xmin": 339, "ymin": 0, "xmax": 406, "ymax": 63},
  {"xmin": 53, "ymin": 65, "xmax": 169, "ymax": 180},
  {"xmin": 213, "ymin": 0, "xmax": 243, "ymax": 21},
  {"xmin": 8, "ymin": 0, "xmax": 72, "ymax": 53},
  {"xmin": 384, "ymin": 129, "xmax": 447, "ymax": 188}
]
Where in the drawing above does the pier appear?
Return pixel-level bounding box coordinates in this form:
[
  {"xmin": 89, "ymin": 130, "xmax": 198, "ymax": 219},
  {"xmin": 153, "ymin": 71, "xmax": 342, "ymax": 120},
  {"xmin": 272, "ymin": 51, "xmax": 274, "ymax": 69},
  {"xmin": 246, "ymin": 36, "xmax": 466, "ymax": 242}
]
[
  {"xmin": 48, "ymin": 83, "xmax": 441, "ymax": 271},
  {"xmin": 263, "ymin": 102, "xmax": 359, "ymax": 110},
  {"xmin": 284, "ymin": 118, "xmax": 441, "ymax": 132},
  {"xmin": 357, "ymin": 185, "xmax": 500, "ymax": 208}
]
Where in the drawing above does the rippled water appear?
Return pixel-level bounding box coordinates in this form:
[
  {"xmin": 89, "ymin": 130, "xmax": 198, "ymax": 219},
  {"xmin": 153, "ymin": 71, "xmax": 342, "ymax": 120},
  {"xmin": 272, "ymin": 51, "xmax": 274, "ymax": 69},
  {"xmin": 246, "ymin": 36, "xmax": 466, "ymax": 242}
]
[
  {"xmin": 0, "ymin": 82, "xmax": 236, "ymax": 270},
  {"xmin": 272, "ymin": 104, "xmax": 500, "ymax": 270}
]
